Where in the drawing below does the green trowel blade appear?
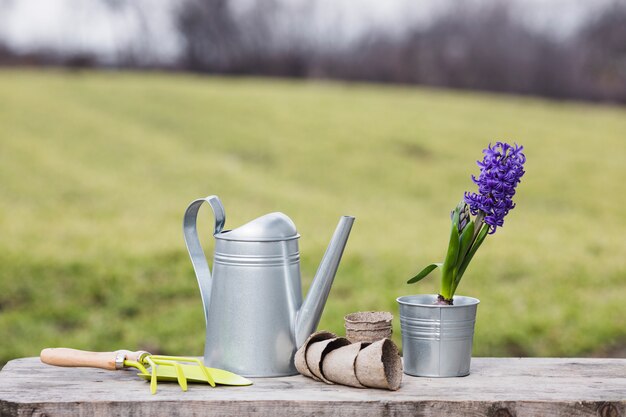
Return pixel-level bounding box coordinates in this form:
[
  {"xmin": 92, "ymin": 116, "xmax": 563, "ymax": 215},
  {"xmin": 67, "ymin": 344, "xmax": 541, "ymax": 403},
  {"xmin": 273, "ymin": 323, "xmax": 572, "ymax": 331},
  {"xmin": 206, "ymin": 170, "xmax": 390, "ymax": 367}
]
[{"xmin": 138, "ymin": 364, "xmax": 252, "ymax": 386}]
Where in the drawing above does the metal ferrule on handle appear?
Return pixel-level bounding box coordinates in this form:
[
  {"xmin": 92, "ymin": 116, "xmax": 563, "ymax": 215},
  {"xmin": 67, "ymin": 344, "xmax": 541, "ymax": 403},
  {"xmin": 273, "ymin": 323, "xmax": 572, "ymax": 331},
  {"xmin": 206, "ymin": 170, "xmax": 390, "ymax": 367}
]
[{"xmin": 183, "ymin": 195, "xmax": 225, "ymax": 324}]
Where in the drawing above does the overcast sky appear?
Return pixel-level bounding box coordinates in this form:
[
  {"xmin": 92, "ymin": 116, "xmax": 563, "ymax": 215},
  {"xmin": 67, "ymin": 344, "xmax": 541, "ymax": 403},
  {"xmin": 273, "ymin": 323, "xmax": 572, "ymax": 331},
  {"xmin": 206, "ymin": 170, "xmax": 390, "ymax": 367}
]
[{"xmin": 0, "ymin": 0, "xmax": 619, "ymax": 63}]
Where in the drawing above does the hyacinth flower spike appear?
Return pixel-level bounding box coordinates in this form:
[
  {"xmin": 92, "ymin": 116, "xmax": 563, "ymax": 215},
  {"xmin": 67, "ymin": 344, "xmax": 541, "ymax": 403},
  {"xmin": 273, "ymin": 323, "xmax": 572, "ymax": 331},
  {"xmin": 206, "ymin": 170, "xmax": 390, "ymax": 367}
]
[{"xmin": 408, "ymin": 142, "xmax": 526, "ymax": 305}]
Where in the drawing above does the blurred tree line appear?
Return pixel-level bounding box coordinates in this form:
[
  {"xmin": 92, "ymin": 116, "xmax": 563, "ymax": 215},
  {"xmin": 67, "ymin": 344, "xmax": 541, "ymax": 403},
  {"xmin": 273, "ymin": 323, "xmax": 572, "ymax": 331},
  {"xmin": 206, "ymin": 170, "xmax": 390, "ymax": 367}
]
[{"xmin": 1, "ymin": 0, "xmax": 625, "ymax": 103}]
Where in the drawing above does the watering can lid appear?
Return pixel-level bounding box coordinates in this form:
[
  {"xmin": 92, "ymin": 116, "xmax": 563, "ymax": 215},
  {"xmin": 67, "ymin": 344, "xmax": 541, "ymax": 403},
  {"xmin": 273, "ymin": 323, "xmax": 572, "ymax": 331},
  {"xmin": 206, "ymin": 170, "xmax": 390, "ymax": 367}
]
[{"xmin": 217, "ymin": 212, "xmax": 300, "ymax": 242}]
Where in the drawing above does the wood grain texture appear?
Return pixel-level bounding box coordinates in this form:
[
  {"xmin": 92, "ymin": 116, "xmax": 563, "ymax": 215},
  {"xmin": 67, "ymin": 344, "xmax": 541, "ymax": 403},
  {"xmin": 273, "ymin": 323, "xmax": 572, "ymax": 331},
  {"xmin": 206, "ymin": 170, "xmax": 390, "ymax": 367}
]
[{"xmin": 1, "ymin": 357, "xmax": 624, "ymax": 417}]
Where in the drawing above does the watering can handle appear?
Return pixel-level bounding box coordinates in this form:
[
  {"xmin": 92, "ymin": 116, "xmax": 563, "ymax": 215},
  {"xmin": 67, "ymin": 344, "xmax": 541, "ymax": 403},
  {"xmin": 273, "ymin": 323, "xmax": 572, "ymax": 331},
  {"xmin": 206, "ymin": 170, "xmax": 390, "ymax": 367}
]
[{"xmin": 183, "ymin": 195, "xmax": 225, "ymax": 324}]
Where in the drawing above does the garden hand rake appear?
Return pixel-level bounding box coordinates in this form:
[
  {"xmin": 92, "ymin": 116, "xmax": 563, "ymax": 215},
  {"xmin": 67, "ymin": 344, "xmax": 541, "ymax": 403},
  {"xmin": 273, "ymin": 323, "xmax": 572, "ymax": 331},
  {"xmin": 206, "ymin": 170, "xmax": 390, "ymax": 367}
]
[{"xmin": 41, "ymin": 348, "xmax": 252, "ymax": 394}]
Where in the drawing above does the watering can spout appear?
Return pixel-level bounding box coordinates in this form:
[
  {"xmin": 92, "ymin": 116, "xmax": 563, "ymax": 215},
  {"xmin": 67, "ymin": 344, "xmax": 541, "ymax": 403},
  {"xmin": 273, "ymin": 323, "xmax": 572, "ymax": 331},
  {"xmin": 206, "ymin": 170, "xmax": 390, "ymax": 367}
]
[{"xmin": 294, "ymin": 215, "xmax": 355, "ymax": 347}]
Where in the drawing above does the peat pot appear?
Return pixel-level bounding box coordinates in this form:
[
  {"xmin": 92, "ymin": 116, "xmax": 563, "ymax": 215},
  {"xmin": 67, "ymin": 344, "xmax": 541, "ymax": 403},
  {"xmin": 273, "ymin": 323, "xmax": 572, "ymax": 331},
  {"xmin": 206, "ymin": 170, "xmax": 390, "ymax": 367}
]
[
  {"xmin": 344, "ymin": 311, "xmax": 393, "ymax": 343},
  {"xmin": 397, "ymin": 294, "xmax": 479, "ymax": 377}
]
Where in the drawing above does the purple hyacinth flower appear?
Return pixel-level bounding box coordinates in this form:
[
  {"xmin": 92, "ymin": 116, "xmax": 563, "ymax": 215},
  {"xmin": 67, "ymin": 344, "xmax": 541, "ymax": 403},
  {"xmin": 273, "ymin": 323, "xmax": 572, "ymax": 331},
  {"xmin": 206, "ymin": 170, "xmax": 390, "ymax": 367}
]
[{"xmin": 464, "ymin": 142, "xmax": 526, "ymax": 234}]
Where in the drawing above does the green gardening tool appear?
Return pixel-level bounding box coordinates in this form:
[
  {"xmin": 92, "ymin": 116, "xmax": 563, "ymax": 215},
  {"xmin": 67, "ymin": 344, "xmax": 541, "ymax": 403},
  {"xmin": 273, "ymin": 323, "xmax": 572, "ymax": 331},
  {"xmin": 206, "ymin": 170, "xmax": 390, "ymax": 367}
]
[{"xmin": 40, "ymin": 348, "xmax": 252, "ymax": 394}]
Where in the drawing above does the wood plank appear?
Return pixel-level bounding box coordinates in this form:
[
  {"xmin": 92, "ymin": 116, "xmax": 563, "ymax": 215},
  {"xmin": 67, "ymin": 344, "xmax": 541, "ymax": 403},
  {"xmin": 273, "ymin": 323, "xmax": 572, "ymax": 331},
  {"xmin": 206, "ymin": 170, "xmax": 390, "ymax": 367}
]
[{"xmin": 0, "ymin": 357, "xmax": 624, "ymax": 416}]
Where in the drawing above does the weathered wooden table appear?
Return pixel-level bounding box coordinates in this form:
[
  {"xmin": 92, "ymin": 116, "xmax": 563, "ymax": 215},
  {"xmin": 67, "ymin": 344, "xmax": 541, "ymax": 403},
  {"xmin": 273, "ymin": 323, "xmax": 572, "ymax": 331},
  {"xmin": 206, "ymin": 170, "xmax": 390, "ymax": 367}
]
[{"xmin": 0, "ymin": 357, "xmax": 624, "ymax": 416}]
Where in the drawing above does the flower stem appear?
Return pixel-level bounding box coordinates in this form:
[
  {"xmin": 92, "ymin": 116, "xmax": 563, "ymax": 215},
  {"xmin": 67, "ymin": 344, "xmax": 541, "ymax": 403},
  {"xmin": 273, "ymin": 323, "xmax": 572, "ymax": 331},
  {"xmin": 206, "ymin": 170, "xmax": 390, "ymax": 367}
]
[{"xmin": 473, "ymin": 211, "xmax": 485, "ymax": 241}]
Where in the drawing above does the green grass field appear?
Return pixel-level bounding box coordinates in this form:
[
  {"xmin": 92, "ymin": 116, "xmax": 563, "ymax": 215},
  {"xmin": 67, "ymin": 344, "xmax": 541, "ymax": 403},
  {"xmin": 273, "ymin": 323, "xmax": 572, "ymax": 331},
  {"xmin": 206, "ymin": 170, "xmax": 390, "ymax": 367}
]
[{"xmin": 1, "ymin": 69, "xmax": 625, "ymax": 365}]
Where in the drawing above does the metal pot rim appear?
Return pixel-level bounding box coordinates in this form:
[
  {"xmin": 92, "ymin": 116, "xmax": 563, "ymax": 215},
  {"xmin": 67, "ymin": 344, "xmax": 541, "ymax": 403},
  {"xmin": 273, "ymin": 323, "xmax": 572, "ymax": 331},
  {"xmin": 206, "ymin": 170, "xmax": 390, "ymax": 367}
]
[{"xmin": 396, "ymin": 294, "xmax": 480, "ymax": 308}]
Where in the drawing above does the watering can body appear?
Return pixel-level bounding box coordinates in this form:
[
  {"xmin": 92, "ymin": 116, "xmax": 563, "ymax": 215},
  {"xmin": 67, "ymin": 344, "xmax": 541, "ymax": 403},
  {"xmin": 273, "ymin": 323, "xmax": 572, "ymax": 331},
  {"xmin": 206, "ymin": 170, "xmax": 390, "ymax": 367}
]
[{"xmin": 183, "ymin": 196, "xmax": 354, "ymax": 377}]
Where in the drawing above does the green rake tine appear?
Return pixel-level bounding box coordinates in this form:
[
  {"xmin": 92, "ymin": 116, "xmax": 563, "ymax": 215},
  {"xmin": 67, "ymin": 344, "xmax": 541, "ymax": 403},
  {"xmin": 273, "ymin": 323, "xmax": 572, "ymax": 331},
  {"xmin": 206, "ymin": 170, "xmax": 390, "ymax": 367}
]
[
  {"xmin": 145, "ymin": 356, "xmax": 158, "ymax": 394},
  {"xmin": 172, "ymin": 362, "xmax": 188, "ymax": 391},
  {"xmin": 151, "ymin": 355, "xmax": 216, "ymax": 387},
  {"xmin": 152, "ymin": 359, "xmax": 188, "ymax": 392},
  {"xmin": 124, "ymin": 359, "xmax": 149, "ymax": 376}
]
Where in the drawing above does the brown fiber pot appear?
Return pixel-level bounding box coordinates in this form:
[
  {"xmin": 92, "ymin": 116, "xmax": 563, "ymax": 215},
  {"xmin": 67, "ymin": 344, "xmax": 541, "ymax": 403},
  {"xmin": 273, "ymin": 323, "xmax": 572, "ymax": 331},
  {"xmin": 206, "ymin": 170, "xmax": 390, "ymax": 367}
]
[
  {"xmin": 354, "ymin": 338, "xmax": 402, "ymax": 391},
  {"xmin": 344, "ymin": 311, "xmax": 393, "ymax": 343}
]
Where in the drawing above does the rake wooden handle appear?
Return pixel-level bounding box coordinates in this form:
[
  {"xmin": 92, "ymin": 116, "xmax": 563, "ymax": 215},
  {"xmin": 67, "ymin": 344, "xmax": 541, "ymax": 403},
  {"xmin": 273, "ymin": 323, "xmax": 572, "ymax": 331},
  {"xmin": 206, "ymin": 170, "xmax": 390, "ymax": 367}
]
[{"xmin": 40, "ymin": 348, "xmax": 145, "ymax": 370}]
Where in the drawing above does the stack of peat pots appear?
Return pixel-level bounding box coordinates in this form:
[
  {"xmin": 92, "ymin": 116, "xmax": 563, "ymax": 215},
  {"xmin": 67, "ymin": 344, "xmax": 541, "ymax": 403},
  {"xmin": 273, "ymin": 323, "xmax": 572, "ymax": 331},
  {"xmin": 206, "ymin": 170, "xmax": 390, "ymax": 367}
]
[
  {"xmin": 295, "ymin": 312, "xmax": 401, "ymax": 391},
  {"xmin": 344, "ymin": 312, "xmax": 393, "ymax": 343}
]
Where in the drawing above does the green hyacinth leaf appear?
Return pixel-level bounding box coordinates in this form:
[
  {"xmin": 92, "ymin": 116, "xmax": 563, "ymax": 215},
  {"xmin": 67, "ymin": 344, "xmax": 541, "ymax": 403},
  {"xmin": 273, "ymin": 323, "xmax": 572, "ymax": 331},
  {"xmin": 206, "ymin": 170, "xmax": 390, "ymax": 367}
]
[
  {"xmin": 407, "ymin": 263, "xmax": 443, "ymax": 284},
  {"xmin": 440, "ymin": 208, "xmax": 461, "ymax": 300},
  {"xmin": 454, "ymin": 222, "xmax": 490, "ymax": 291},
  {"xmin": 457, "ymin": 220, "xmax": 475, "ymax": 269},
  {"xmin": 447, "ymin": 220, "xmax": 476, "ymax": 298},
  {"xmin": 445, "ymin": 209, "xmax": 461, "ymax": 268}
]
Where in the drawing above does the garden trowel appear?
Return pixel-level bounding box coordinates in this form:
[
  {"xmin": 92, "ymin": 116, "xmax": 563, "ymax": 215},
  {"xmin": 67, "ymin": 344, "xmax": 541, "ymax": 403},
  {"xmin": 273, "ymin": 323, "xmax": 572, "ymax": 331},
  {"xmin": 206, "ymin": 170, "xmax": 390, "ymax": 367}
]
[{"xmin": 40, "ymin": 348, "xmax": 252, "ymax": 394}]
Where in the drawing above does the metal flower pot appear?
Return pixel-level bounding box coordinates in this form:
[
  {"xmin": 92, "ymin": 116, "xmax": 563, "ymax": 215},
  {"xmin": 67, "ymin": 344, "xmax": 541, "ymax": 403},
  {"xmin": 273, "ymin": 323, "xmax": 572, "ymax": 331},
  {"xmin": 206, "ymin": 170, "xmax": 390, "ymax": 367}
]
[{"xmin": 397, "ymin": 294, "xmax": 479, "ymax": 377}]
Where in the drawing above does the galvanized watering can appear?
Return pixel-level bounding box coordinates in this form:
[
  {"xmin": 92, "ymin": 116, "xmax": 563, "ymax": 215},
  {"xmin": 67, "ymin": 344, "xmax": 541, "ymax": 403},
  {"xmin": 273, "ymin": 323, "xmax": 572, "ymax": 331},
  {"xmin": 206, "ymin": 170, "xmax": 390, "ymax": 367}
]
[{"xmin": 183, "ymin": 195, "xmax": 354, "ymax": 377}]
